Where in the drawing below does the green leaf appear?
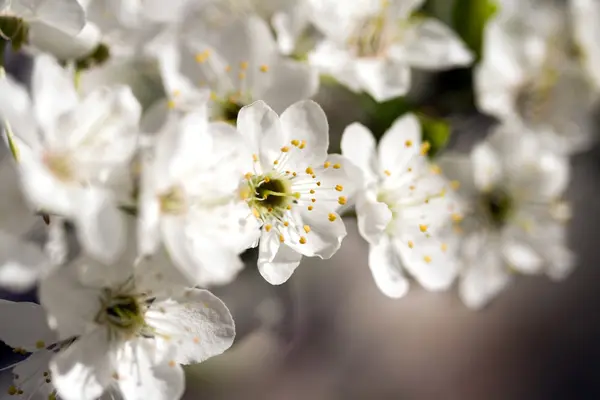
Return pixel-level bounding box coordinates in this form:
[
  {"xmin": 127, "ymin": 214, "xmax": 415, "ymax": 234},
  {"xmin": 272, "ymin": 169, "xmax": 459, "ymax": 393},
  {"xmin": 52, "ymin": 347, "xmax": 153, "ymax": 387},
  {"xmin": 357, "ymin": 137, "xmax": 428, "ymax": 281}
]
[
  {"xmin": 416, "ymin": 113, "xmax": 451, "ymax": 159},
  {"xmin": 363, "ymin": 94, "xmax": 412, "ymax": 139},
  {"xmin": 452, "ymin": 0, "xmax": 499, "ymax": 60}
]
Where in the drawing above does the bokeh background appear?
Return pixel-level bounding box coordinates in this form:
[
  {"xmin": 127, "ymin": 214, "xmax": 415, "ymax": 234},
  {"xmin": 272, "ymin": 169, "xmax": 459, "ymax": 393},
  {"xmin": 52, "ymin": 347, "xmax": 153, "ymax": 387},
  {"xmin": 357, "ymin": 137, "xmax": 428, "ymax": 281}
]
[{"xmin": 2, "ymin": 0, "xmax": 600, "ymax": 398}]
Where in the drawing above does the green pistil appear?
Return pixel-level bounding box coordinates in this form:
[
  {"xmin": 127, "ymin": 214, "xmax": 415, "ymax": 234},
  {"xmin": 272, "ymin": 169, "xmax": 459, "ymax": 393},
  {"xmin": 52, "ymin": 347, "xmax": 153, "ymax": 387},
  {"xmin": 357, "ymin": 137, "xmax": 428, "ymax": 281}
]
[{"xmin": 480, "ymin": 189, "xmax": 513, "ymax": 227}]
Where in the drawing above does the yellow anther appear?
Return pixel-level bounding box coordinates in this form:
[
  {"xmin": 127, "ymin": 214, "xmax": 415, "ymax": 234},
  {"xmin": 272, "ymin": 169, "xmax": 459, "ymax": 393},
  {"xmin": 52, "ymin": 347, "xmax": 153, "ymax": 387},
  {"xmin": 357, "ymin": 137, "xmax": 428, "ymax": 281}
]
[
  {"xmin": 291, "ymin": 139, "xmax": 300, "ymax": 146},
  {"xmin": 308, "ymin": 205, "xmax": 314, "ymax": 211},
  {"xmin": 405, "ymin": 140, "xmax": 413, "ymax": 147},
  {"xmin": 451, "ymin": 213, "xmax": 462, "ymax": 222},
  {"xmin": 244, "ymin": 172, "xmax": 253, "ymax": 179},
  {"xmin": 419, "ymin": 224, "xmax": 428, "ymax": 232},
  {"xmin": 311, "ymin": 198, "xmax": 316, "ymax": 203},
  {"xmin": 167, "ymin": 100, "xmax": 176, "ymax": 109},
  {"xmin": 294, "ymin": 192, "xmax": 301, "ymax": 199},
  {"xmin": 316, "ymin": 181, "xmax": 322, "ymax": 186},
  {"xmin": 267, "ymin": 207, "xmax": 273, "ymax": 212},
  {"xmin": 310, "ymin": 189, "xmax": 315, "ymax": 194},
  {"xmin": 238, "ymin": 72, "xmax": 246, "ymax": 80},
  {"xmin": 292, "ymin": 172, "xmax": 297, "ymax": 177},
  {"xmin": 279, "ymin": 234, "xmax": 285, "ymax": 242},
  {"xmin": 172, "ymin": 90, "xmax": 181, "ymax": 97},
  {"xmin": 408, "ymin": 167, "xmax": 413, "ymax": 172},
  {"xmin": 240, "ymin": 61, "xmax": 248, "ymax": 70},
  {"xmin": 281, "ymin": 146, "xmax": 289, "ymax": 152},
  {"xmin": 420, "ymin": 141, "xmax": 431, "ymax": 155},
  {"xmin": 35, "ymin": 340, "xmax": 45, "ymax": 349},
  {"xmin": 225, "ymin": 65, "xmax": 231, "ymax": 72},
  {"xmin": 328, "ymin": 213, "xmax": 337, "ymax": 221},
  {"xmin": 441, "ymin": 243, "xmax": 448, "ymax": 252},
  {"xmin": 338, "ymin": 196, "xmax": 347, "ymax": 205},
  {"xmin": 252, "ymin": 154, "xmax": 258, "ymax": 162},
  {"xmin": 283, "ymin": 221, "xmax": 289, "ymax": 227},
  {"xmin": 260, "ymin": 64, "xmax": 269, "ymax": 72},
  {"xmin": 306, "ymin": 167, "xmax": 314, "ymax": 175},
  {"xmin": 450, "ymin": 180, "xmax": 460, "ymax": 190},
  {"xmin": 424, "ymin": 255, "xmax": 432, "ymax": 263},
  {"xmin": 265, "ymin": 224, "xmax": 272, "ymax": 232},
  {"xmin": 312, "ymin": 174, "xmax": 316, "ymax": 179},
  {"xmin": 299, "ymin": 140, "xmax": 306, "ymax": 149},
  {"xmin": 7, "ymin": 385, "xmax": 17, "ymax": 395},
  {"xmin": 299, "ymin": 236, "xmax": 307, "ymax": 244},
  {"xmin": 169, "ymin": 360, "xmax": 176, "ymax": 367},
  {"xmin": 252, "ymin": 208, "xmax": 260, "ymax": 218},
  {"xmin": 430, "ymin": 165, "xmax": 441, "ymax": 174},
  {"xmin": 210, "ymin": 91, "xmax": 218, "ymax": 100},
  {"xmin": 264, "ymin": 176, "xmax": 270, "ymax": 183},
  {"xmin": 287, "ymin": 205, "xmax": 292, "ymax": 210},
  {"xmin": 324, "ymin": 161, "xmax": 331, "ymax": 168},
  {"xmin": 304, "ymin": 225, "xmax": 311, "ymax": 233},
  {"xmin": 195, "ymin": 51, "xmax": 210, "ymax": 63},
  {"xmin": 333, "ymin": 163, "xmax": 341, "ymax": 169},
  {"xmin": 408, "ymin": 241, "xmax": 414, "ymax": 249},
  {"xmin": 409, "ymin": 185, "xmax": 415, "ymax": 190},
  {"xmin": 335, "ymin": 185, "xmax": 343, "ymax": 192},
  {"xmin": 384, "ymin": 170, "xmax": 391, "ymax": 176},
  {"xmin": 273, "ymin": 160, "xmax": 279, "ymax": 165}
]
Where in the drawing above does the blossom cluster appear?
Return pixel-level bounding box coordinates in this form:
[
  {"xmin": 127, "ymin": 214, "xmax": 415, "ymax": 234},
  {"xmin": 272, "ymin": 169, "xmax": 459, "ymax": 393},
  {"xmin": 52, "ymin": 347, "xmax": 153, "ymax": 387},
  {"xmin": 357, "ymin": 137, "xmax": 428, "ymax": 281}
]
[{"xmin": 0, "ymin": 0, "xmax": 594, "ymax": 399}]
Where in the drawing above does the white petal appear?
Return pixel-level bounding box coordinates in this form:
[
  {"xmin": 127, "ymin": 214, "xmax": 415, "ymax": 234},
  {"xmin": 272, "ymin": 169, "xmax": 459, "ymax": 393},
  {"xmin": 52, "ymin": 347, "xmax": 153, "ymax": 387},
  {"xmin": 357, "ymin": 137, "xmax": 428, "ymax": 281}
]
[
  {"xmin": 260, "ymin": 59, "xmax": 319, "ymax": 114},
  {"xmin": 38, "ymin": 262, "xmax": 102, "ymax": 339},
  {"xmin": 0, "ymin": 76, "xmax": 39, "ymax": 150},
  {"xmin": 378, "ymin": 113, "xmax": 422, "ymax": 174},
  {"xmin": 459, "ymin": 237, "xmax": 511, "ymax": 310},
  {"xmin": 0, "ymin": 300, "xmax": 56, "ymax": 351},
  {"xmin": 399, "ymin": 18, "xmax": 474, "ymax": 70},
  {"xmin": 137, "ymin": 153, "xmax": 161, "ymax": 257},
  {"xmin": 436, "ymin": 151, "xmax": 479, "ymax": 198},
  {"xmin": 294, "ymin": 207, "xmax": 346, "ymax": 259},
  {"xmin": 368, "ymin": 236, "xmax": 409, "ymax": 299},
  {"xmin": 0, "ymin": 231, "xmax": 47, "ymax": 291},
  {"xmin": 340, "ymin": 122, "xmax": 378, "ymax": 184},
  {"xmin": 308, "ymin": 41, "xmax": 362, "ymax": 93},
  {"xmin": 13, "ymin": 348, "xmax": 55, "ymax": 398},
  {"xmin": 50, "ymin": 329, "xmax": 111, "ymax": 400},
  {"xmin": 145, "ymin": 288, "xmax": 235, "ymax": 365},
  {"xmin": 470, "ymin": 141, "xmax": 502, "ymax": 191},
  {"xmin": 355, "ymin": 58, "xmax": 411, "ymax": 102},
  {"xmin": 356, "ymin": 191, "xmax": 392, "ymax": 245},
  {"xmin": 257, "ymin": 231, "xmax": 303, "ymax": 285},
  {"xmin": 28, "ymin": 20, "xmax": 101, "ymax": 60},
  {"xmin": 73, "ymin": 189, "xmax": 125, "ymax": 265},
  {"xmin": 31, "ymin": 54, "xmax": 78, "ymax": 131},
  {"xmin": 501, "ymin": 238, "xmax": 544, "ymax": 275},
  {"xmin": 279, "ymin": 99, "xmax": 330, "ymax": 167},
  {"xmin": 571, "ymin": 0, "xmax": 600, "ymax": 90},
  {"xmin": 395, "ymin": 235, "xmax": 457, "ymax": 291},
  {"xmin": 115, "ymin": 340, "xmax": 185, "ymax": 400},
  {"xmin": 237, "ymin": 100, "xmax": 284, "ymax": 168},
  {"xmin": 14, "ymin": 0, "xmax": 85, "ymax": 35}
]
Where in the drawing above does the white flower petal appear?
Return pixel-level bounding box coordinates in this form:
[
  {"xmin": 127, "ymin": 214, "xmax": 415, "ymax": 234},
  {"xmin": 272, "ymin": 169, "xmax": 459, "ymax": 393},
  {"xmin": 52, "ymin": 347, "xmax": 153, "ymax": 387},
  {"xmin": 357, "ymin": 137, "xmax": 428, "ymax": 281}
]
[
  {"xmin": 14, "ymin": 0, "xmax": 85, "ymax": 35},
  {"xmin": 356, "ymin": 191, "xmax": 392, "ymax": 245},
  {"xmin": 27, "ymin": 21, "xmax": 101, "ymax": 60},
  {"xmin": 13, "ymin": 348, "xmax": 55, "ymax": 398},
  {"xmin": 340, "ymin": 122, "xmax": 378, "ymax": 183},
  {"xmin": 436, "ymin": 151, "xmax": 479, "ymax": 198},
  {"xmin": 0, "ymin": 77, "xmax": 39, "ymax": 150},
  {"xmin": 260, "ymin": 59, "xmax": 319, "ymax": 114},
  {"xmin": 257, "ymin": 231, "xmax": 303, "ymax": 285},
  {"xmin": 116, "ymin": 340, "xmax": 185, "ymax": 400},
  {"xmin": 355, "ymin": 58, "xmax": 411, "ymax": 102},
  {"xmin": 294, "ymin": 207, "xmax": 346, "ymax": 259},
  {"xmin": 0, "ymin": 300, "xmax": 56, "ymax": 351},
  {"xmin": 0, "ymin": 231, "xmax": 47, "ymax": 291},
  {"xmin": 368, "ymin": 236, "xmax": 409, "ymax": 299},
  {"xmin": 501, "ymin": 238, "xmax": 544, "ymax": 275},
  {"xmin": 73, "ymin": 189, "xmax": 125, "ymax": 265},
  {"xmin": 308, "ymin": 42, "xmax": 362, "ymax": 93},
  {"xmin": 237, "ymin": 100, "xmax": 284, "ymax": 168},
  {"xmin": 145, "ymin": 288, "xmax": 235, "ymax": 365},
  {"xmin": 470, "ymin": 141, "xmax": 502, "ymax": 191},
  {"xmin": 38, "ymin": 262, "xmax": 102, "ymax": 339},
  {"xmin": 378, "ymin": 113, "xmax": 422, "ymax": 175},
  {"xmin": 396, "ymin": 235, "xmax": 457, "ymax": 291},
  {"xmin": 399, "ymin": 18, "xmax": 474, "ymax": 70},
  {"xmin": 279, "ymin": 99, "xmax": 330, "ymax": 167},
  {"xmin": 50, "ymin": 328, "xmax": 111, "ymax": 400},
  {"xmin": 31, "ymin": 54, "xmax": 78, "ymax": 131}
]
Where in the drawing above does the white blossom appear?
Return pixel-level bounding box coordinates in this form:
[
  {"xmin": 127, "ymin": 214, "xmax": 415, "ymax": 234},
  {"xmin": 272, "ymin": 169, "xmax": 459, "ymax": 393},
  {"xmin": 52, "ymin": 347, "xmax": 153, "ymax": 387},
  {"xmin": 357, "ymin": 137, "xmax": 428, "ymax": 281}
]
[
  {"xmin": 138, "ymin": 100, "xmax": 260, "ymax": 287},
  {"xmin": 307, "ymin": 0, "xmax": 473, "ymax": 102},
  {"xmin": 439, "ymin": 122, "xmax": 575, "ymax": 309},
  {"xmin": 0, "ymin": 54, "xmax": 141, "ymax": 264},
  {"xmin": 341, "ymin": 114, "xmax": 461, "ymax": 298},
  {"xmin": 237, "ymin": 100, "xmax": 357, "ymax": 285},
  {"xmin": 38, "ymin": 251, "xmax": 235, "ymax": 400}
]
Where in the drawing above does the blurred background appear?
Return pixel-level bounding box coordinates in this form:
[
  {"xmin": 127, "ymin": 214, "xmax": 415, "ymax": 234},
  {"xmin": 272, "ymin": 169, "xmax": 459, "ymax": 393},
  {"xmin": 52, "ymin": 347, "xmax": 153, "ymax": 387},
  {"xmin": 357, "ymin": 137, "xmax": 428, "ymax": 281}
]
[{"xmin": 2, "ymin": 0, "xmax": 600, "ymax": 399}]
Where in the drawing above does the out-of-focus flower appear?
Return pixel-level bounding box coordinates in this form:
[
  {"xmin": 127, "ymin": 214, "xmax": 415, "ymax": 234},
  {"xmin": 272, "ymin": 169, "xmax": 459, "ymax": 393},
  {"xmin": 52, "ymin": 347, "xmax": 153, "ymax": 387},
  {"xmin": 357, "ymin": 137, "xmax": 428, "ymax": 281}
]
[
  {"xmin": 238, "ymin": 100, "xmax": 357, "ymax": 285},
  {"xmin": 177, "ymin": 13, "xmax": 318, "ymax": 122},
  {"xmin": 38, "ymin": 250, "xmax": 235, "ymax": 400},
  {"xmin": 569, "ymin": 0, "xmax": 600, "ymax": 90},
  {"xmin": 0, "ymin": 54, "xmax": 141, "ymax": 264},
  {"xmin": 341, "ymin": 114, "xmax": 460, "ymax": 298},
  {"xmin": 475, "ymin": 0, "xmax": 600, "ymax": 154},
  {"xmin": 0, "ymin": 0, "xmax": 86, "ymax": 59},
  {"xmin": 307, "ymin": 0, "xmax": 473, "ymax": 102},
  {"xmin": 138, "ymin": 99, "xmax": 259, "ymax": 287},
  {"xmin": 439, "ymin": 122, "xmax": 575, "ymax": 310}
]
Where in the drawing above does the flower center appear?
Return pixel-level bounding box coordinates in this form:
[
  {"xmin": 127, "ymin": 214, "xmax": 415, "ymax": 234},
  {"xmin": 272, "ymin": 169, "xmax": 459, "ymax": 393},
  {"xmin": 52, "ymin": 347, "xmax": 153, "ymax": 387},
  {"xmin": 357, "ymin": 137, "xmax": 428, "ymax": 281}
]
[
  {"xmin": 97, "ymin": 291, "xmax": 148, "ymax": 338},
  {"xmin": 43, "ymin": 152, "xmax": 74, "ymax": 182},
  {"xmin": 348, "ymin": 14, "xmax": 393, "ymax": 58},
  {"xmin": 244, "ymin": 173, "xmax": 295, "ymax": 219},
  {"xmin": 158, "ymin": 186, "xmax": 187, "ymax": 214},
  {"xmin": 479, "ymin": 189, "xmax": 512, "ymax": 227}
]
